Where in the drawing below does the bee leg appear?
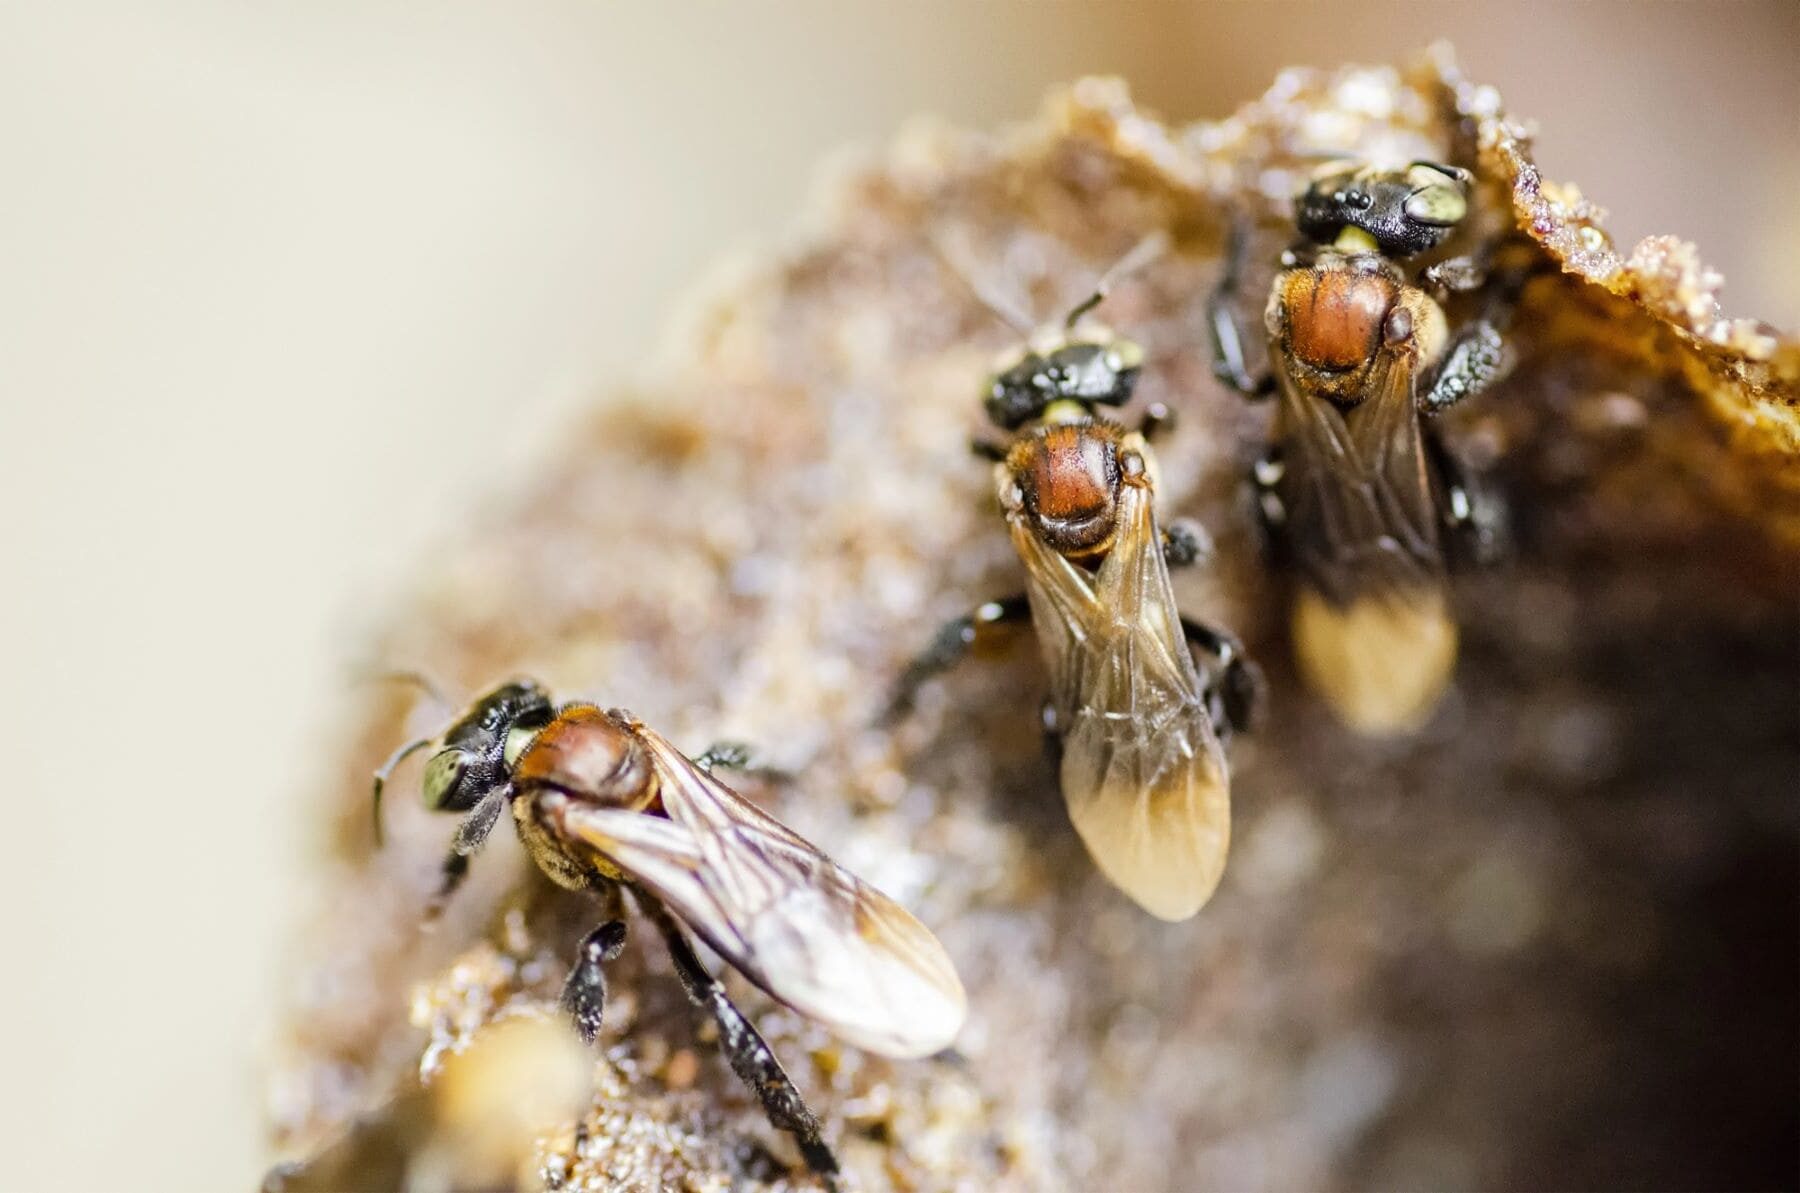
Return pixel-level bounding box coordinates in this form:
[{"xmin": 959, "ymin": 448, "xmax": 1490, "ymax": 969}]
[
  {"xmin": 1136, "ymin": 400, "xmax": 1176, "ymax": 442},
  {"xmin": 882, "ymin": 594, "xmax": 1032, "ymax": 723},
  {"xmin": 1207, "ymin": 212, "xmax": 1276, "ymax": 398},
  {"xmin": 1425, "ymin": 427, "xmax": 1510, "ymax": 566},
  {"xmin": 1248, "ymin": 447, "xmax": 1291, "ymax": 564},
  {"xmin": 1421, "ymin": 260, "xmax": 1533, "ymax": 414},
  {"xmin": 426, "ymin": 785, "xmax": 511, "ymax": 917},
  {"xmin": 969, "ymin": 437, "xmax": 1008, "ymax": 463},
  {"xmin": 560, "ymin": 918, "xmax": 629, "ymax": 1045},
  {"xmin": 1161, "ymin": 518, "xmax": 1213, "ymax": 569},
  {"xmin": 692, "ymin": 741, "xmax": 752, "ymax": 773},
  {"xmin": 1419, "ymin": 318, "xmax": 1508, "ymax": 414},
  {"xmin": 1038, "ymin": 701, "xmax": 1065, "ymax": 765},
  {"xmin": 697, "ymin": 740, "xmax": 795, "ymax": 787},
  {"xmin": 549, "ymin": 1121, "xmax": 590, "ymax": 1191},
  {"xmin": 1421, "ymin": 253, "xmax": 1489, "ymax": 297},
  {"xmin": 1180, "ymin": 617, "xmax": 1262, "ymax": 738},
  {"xmin": 641, "ymin": 897, "xmax": 843, "ymax": 1190}
]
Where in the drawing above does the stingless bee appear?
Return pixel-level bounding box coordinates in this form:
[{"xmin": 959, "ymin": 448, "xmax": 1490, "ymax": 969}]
[
  {"xmin": 889, "ymin": 235, "xmax": 1259, "ymax": 923},
  {"xmin": 1208, "ymin": 160, "xmax": 1520, "ymax": 734},
  {"xmin": 375, "ymin": 679, "xmax": 968, "ymax": 1188}
]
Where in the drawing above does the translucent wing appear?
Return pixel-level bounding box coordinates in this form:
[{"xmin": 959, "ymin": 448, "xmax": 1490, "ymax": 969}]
[
  {"xmin": 555, "ymin": 727, "xmax": 966, "ymax": 1059},
  {"xmin": 1010, "ymin": 478, "xmax": 1231, "ymax": 921},
  {"xmin": 1276, "ymin": 345, "xmax": 1458, "ymax": 729},
  {"xmin": 1274, "ymin": 345, "xmax": 1443, "ymax": 604}
]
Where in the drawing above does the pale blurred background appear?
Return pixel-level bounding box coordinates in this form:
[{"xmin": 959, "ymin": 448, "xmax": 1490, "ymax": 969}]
[{"xmin": 0, "ymin": 2, "xmax": 1794, "ymax": 1189}]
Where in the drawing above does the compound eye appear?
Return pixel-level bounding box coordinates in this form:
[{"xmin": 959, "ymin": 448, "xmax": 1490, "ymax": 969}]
[
  {"xmin": 1106, "ymin": 339, "xmax": 1144, "ymax": 372},
  {"xmin": 422, "ymin": 749, "xmax": 470, "ymax": 810},
  {"xmin": 1403, "ymin": 165, "xmax": 1469, "ymax": 227}
]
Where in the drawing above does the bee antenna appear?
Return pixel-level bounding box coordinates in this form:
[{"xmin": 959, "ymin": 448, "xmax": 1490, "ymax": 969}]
[
  {"xmin": 370, "ymin": 736, "xmax": 434, "ymax": 849},
  {"xmin": 360, "ymin": 667, "xmax": 450, "ymax": 709},
  {"xmin": 927, "ymin": 227, "xmax": 1037, "ymax": 336},
  {"xmin": 1408, "ymin": 159, "xmax": 1472, "ymax": 184},
  {"xmin": 1063, "ymin": 229, "xmax": 1171, "ymax": 330}
]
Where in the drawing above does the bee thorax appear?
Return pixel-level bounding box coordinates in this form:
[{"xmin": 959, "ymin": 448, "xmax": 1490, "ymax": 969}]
[{"xmin": 1009, "ymin": 422, "xmax": 1123, "ymax": 556}]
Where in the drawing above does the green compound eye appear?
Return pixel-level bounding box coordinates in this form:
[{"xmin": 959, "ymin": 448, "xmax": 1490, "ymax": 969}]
[
  {"xmin": 1107, "ymin": 339, "xmax": 1145, "ymax": 371},
  {"xmin": 1404, "ymin": 184, "xmax": 1466, "ymax": 228},
  {"xmin": 422, "ymin": 749, "xmax": 469, "ymax": 809}
]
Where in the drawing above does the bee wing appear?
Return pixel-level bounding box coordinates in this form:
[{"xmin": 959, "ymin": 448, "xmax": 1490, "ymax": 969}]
[
  {"xmin": 1275, "ymin": 350, "xmax": 1441, "ymax": 601},
  {"xmin": 1014, "ymin": 479, "xmax": 1231, "ymax": 921},
  {"xmin": 1006, "ymin": 507, "xmax": 1103, "ymax": 704},
  {"xmin": 558, "ymin": 730, "xmax": 966, "ymax": 1059},
  {"xmin": 1349, "ymin": 347, "xmax": 1440, "ymax": 554}
]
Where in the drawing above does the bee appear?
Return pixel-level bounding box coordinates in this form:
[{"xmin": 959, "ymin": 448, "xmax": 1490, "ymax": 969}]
[
  {"xmin": 376, "ymin": 679, "xmax": 968, "ymax": 1188},
  {"xmin": 889, "ymin": 235, "xmax": 1259, "ymax": 923},
  {"xmin": 1208, "ymin": 161, "xmax": 1519, "ymax": 734}
]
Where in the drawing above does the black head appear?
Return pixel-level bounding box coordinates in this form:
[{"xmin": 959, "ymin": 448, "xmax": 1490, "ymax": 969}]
[
  {"xmin": 1295, "ymin": 161, "xmax": 1471, "ymax": 259},
  {"xmin": 423, "ymin": 679, "xmax": 557, "ymax": 812},
  {"xmin": 984, "ymin": 336, "xmax": 1144, "ymax": 431}
]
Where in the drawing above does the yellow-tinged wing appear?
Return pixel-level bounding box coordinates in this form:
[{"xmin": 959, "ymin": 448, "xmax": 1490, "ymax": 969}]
[
  {"xmin": 1011, "ymin": 478, "xmax": 1231, "ymax": 921},
  {"xmin": 555, "ymin": 725, "xmax": 966, "ymax": 1058}
]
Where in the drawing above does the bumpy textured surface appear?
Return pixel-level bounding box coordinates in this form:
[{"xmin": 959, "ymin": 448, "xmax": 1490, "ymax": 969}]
[{"xmin": 268, "ymin": 51, "xmax": 1799, "ymax": 1192}]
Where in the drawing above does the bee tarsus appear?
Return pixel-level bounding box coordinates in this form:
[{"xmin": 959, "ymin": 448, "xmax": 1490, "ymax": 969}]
[
  {"xmin": 1421, "ymin": 318, "xmax": 1508, "ymax": 413},
  {"xmin": 1179, "ymin": 616, "xmax": 1262, "ymax": 738},
  {"xmin": 884, "ymin": 594, "xmax": 1033, "ymax": 723},
  {"xmin": 691, "ymin": 740, "xmax": 753, "ymax": 773},
  {"xmin": 644, "ymin": 897, "xmax": 843, "ymax": 1191},
  {"xmin": 1207, "ymin": 212, "xmax": 1278, "ymax": 399},
  {"xmin": 559, "ymin": 917, "xmax": 628, "ymax": 1045},
  {"xmin": 1161, "ymin": 517, "xmax": 1211, "ymax": 568}
]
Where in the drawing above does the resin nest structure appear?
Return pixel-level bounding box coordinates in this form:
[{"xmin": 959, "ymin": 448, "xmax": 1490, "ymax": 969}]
[{"xmin": 268, "ymin": 48, "xmax": 1798, "ymax": 1193}]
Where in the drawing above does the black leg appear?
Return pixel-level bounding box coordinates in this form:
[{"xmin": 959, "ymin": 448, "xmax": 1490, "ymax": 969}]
[
  {"xmin": 1419, "ymin": 318, "xmax": 1507, "ymax": 413},
  {"xmin": 1038, "ymin": 700, "xmax": 1065, "ymax": 766},
  {"xmin": 426, "ymin": 786, "xmax": 510, "ymax": 916},
  {"xmin": 1420, "ymin": 252, "xmax": 1488, "ymax": 298},
  {"xmin": 969, "ymin": 437, "xmax": 1008, "ymax": 463},
  {"xmin": 1180, "ymin": 617, "xmax": 1262, "ymax": 738},
  {"xmin": 1136, "ymin": 400, "xmax": 1176, "ymax": 442},
  {"xmin": 883, "ymin": 594, "xmax": 1032, "ymax": 723},
  {"xmin": 561, "ymin": 919, "xmax": 629, "ymax": 1044},
  {"xmin": 1420, "ymin": 258, "xmax": 1534, "ymax": 414},
  {"xmin": 692, "ymin": 742, "xmax": 752, "ymax": 773},
  {"xmin": 640, "ymin": 896, "xmax": 842, "ymax": 1190},
  {"xmin": 1247, "ymin": 447, "xmax": 1292, "ymax": 565},
  {"xmin": 1424, "ymin": 427, "xmax": 1509, "ymax": 567},
  {"xmin": 544, "ymin": 1116, "xmax": 593, "ymax": 1192},
  {"xmin": 1207, "ymin": 212, "xmax": 1276, "ymax": 398},
  {"xmin": 1161, "ymin": 518, "xmax": 1212, "ymax": 569}
]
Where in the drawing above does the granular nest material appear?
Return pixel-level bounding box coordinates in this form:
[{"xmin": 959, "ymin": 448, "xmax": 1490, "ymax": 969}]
[{"xmin": 267, "ymin": 48, "xmax": 1799, "ymax": 1192}]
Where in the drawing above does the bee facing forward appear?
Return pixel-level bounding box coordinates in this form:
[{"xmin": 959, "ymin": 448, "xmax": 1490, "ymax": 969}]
[
  {"xmin": 891, "ymin": 238, "xmax": 1258, "ymax": 923},
  {"xmin": 1210, "ymin": 161, "xmax": 1518, "ymax": 734},
  {"xmin": 375, "ymin": 680, "xmax": 967, "ymax": 1188}
]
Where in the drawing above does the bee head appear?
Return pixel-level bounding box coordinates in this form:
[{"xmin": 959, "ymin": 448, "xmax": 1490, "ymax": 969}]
[
  {"xmin": 984, "ymin": 335, "xmax": 1144, "ymax": 431},
  {"xmin": 1296, "ymin": 161, "xmax": 1471, "ymax": 259},
  {"xmin": 419, "ymin": 679, "xmax": 556, "ymax": 811}
]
